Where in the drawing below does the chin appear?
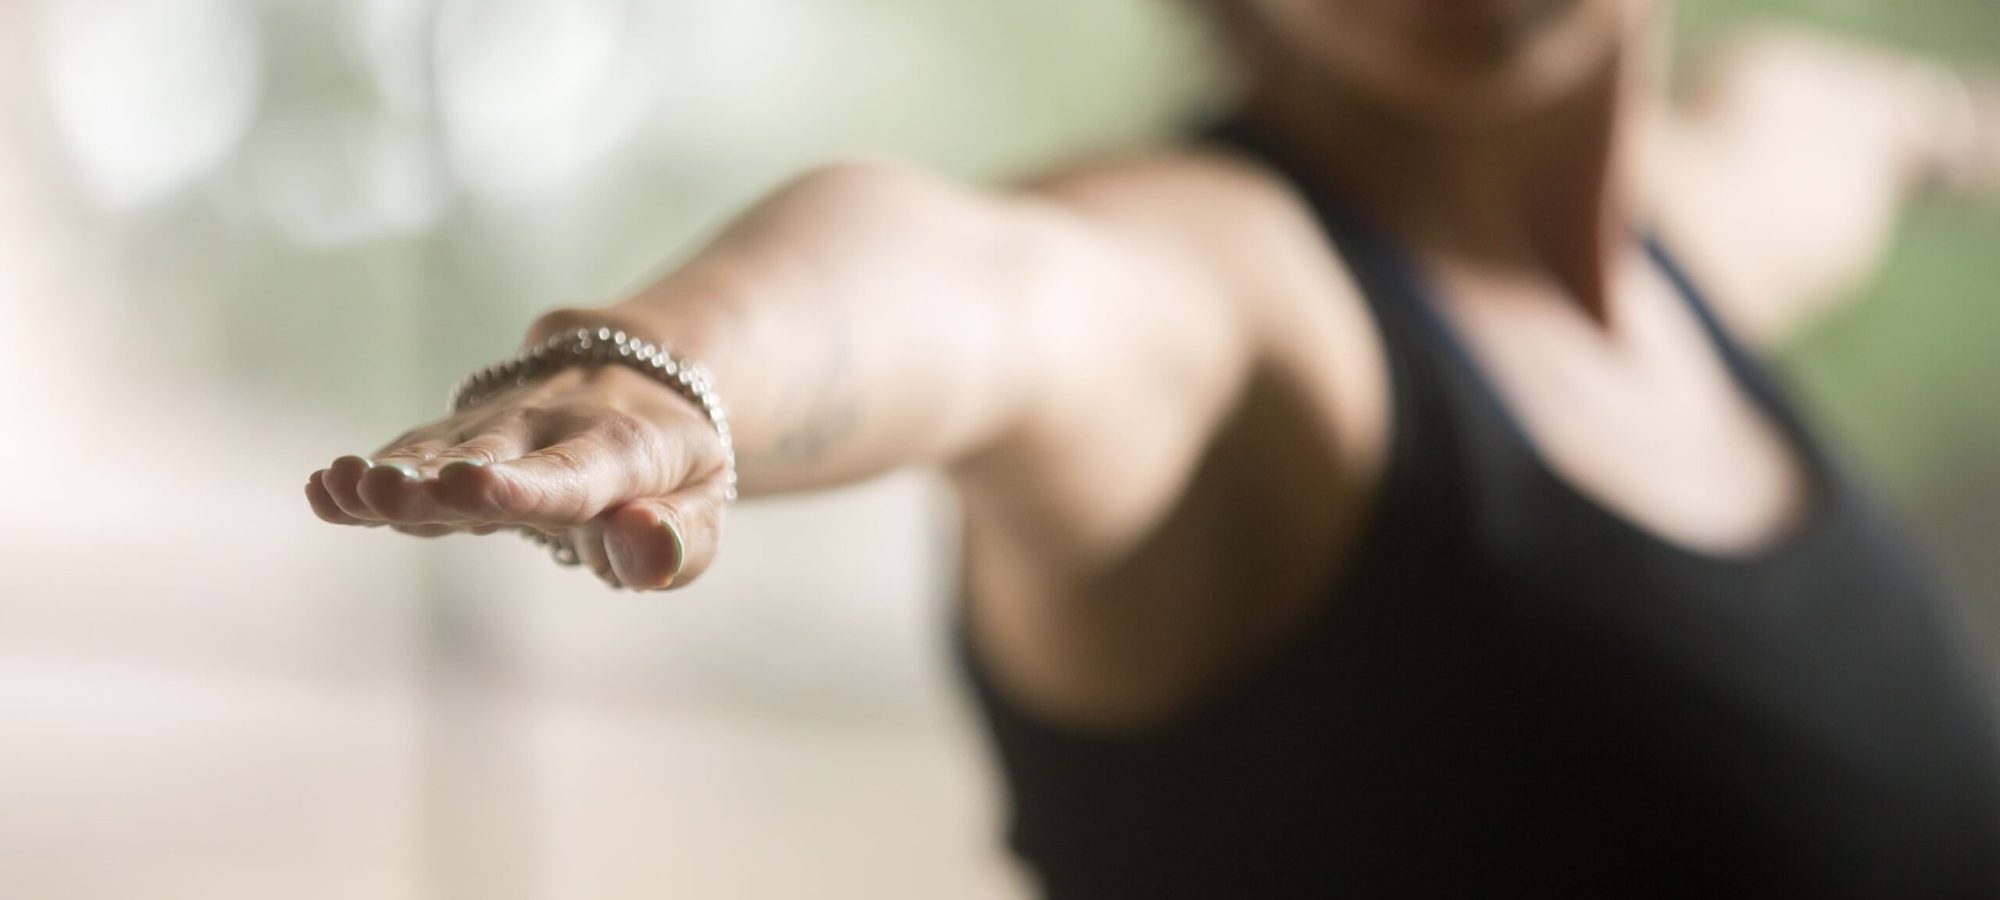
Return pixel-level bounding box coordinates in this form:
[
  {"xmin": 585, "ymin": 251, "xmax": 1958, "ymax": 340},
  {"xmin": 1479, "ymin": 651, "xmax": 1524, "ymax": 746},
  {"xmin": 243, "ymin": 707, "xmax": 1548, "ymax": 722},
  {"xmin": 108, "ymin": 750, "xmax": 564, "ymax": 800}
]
[{"xmin": 1241, "ymin": 0, "xmax": 1642, "ymax": 126}]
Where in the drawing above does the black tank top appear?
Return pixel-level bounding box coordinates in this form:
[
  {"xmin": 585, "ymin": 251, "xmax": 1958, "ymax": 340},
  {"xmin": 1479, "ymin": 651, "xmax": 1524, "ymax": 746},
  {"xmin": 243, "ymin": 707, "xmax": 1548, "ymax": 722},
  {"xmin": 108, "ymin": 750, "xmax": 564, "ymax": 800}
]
[{"xmin": 956, "ymin": 120, "xmax": 2000, "ymax": 898}]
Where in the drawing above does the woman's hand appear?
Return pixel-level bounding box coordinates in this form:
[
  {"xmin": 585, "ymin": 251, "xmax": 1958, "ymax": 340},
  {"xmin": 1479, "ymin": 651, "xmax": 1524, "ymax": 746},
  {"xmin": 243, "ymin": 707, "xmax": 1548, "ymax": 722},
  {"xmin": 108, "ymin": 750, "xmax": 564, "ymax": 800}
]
[{"xmin": 305, "ymin": 359, "xmax": 731, "ymax": 591}]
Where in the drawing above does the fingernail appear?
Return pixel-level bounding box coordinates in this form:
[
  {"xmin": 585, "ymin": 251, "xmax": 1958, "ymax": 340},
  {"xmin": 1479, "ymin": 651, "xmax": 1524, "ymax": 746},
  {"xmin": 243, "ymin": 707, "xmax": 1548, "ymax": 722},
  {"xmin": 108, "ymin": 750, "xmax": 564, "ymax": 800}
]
[
  {"xmin": 660, "ymin": 517, "xmax": 685, "ymax": 587},
  {"xmin": 389, "ymin": 464, "xmax": 420, "ymax": 480},
  {"xmin": 335, "ymin": 455, "xmax": 375, "ymax": 470},
  {"xmin": 440, "ymin": 459, "xmax": 485, "ymax": 476}
]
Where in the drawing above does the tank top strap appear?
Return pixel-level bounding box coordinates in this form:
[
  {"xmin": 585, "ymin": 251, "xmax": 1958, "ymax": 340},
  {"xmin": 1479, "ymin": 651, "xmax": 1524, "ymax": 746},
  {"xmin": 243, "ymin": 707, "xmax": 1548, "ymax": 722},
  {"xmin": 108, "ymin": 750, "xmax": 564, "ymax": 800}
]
[
  {"xmin": 1199, "ymin": 116, "xmax": 1540, "ymax": 548},
  {"xmin": 1641, "ymin": 234, "xmax": 1825, "ymax": 462}
]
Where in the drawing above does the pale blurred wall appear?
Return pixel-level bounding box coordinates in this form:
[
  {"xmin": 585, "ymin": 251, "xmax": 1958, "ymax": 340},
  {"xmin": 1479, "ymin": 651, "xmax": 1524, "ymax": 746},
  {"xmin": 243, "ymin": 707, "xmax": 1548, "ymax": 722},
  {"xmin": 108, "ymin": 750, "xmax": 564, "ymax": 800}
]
[{"xmin": 2, "ymin": 1, "xmax": 1996, "ymax": 899}]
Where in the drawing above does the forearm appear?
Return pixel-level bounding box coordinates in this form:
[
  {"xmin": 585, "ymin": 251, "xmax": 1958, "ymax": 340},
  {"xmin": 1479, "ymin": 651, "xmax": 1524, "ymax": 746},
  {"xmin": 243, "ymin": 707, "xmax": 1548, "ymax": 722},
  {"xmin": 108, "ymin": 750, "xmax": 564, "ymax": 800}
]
[
  {"xmin": 310, "ymin": 148, "xmax": 1293, "ymax": 593},
  {"xmin": 530, "ymin": 162, "xmax": 1065, "ymax": 495}
]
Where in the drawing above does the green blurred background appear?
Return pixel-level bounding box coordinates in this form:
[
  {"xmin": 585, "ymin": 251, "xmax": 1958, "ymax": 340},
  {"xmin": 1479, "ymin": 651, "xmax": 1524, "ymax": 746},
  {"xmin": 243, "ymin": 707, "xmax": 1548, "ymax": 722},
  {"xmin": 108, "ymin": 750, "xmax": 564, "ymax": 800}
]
[
  {"xmin": 0, "ymin": 1, "xmax": 1993, "ymax": 898},
  {"xmin": 1701, "ymin": 1, "xmax": 2000, "ymax": 629}
]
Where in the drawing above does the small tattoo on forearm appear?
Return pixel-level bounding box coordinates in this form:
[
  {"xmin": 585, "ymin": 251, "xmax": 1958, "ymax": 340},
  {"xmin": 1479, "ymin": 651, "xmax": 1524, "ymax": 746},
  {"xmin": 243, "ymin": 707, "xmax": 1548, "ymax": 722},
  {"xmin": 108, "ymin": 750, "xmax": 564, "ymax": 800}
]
[{"xmin": 747, "ymin": 322, "xmax": 860, "ymax": 469}]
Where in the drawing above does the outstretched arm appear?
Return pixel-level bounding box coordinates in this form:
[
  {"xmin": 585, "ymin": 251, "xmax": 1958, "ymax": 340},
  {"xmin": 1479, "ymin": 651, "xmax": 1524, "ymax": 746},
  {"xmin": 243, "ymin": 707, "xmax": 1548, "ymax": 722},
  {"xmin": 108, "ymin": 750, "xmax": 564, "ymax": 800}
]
[
  {"xmin": 1659, "ymin": 27, "xmax": 1999, "ymax": 347},
  {"xmin": 306, "ymin": 156, "xmax": 1268, "ymax": 591}
]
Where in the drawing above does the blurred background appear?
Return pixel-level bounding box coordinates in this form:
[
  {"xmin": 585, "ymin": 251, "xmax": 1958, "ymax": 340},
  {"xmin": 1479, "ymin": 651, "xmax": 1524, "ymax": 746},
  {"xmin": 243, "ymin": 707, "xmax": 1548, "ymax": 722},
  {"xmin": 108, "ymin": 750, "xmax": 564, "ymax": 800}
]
[{"xmin": 0, "ymin": 1, "xmax": 1993, "ymax": 898}]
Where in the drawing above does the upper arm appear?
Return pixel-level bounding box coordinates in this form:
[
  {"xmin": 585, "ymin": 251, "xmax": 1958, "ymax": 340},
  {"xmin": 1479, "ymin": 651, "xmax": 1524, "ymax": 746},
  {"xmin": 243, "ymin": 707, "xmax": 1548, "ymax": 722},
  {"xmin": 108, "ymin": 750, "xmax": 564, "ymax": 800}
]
[
  {"xmin": 947, "ymin": 151, "xmax": 1327, "ymax": 578},
  {"xmin": 948, "ymin": 151, "xmax": 1390, "ymax": 725},
  {"xmin": 1656, "ymin": 29, "xmax": 1935, "ymax": 347}
]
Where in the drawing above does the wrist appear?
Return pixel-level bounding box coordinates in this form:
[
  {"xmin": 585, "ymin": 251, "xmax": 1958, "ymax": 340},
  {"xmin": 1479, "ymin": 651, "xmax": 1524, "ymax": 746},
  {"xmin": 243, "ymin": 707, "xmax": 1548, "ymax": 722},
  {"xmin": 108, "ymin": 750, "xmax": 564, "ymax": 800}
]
[
  {"xmin": 1902, "ymin": 62, "xmax": 1991, "ymax": 192},
  {"xmin": 535, "ymin": 262, "xmax": 757, "ymax": 364},
  {"xmin": 459, "ymin": 324, "xmax": 739, "ymax": 499}
]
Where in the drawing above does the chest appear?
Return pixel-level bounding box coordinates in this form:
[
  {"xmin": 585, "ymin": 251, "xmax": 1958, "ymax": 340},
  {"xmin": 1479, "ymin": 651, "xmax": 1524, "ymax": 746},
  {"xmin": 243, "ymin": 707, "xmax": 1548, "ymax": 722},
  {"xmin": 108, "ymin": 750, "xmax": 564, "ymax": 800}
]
[{"xmin": 1431, "ymin": 256, "xmax": 1813, "ymax": 558}]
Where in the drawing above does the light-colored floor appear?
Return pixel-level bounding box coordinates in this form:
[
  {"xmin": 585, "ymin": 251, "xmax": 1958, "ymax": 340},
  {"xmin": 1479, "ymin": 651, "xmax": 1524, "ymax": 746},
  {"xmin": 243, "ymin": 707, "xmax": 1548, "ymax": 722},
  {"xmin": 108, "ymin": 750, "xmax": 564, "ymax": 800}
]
[
  {"xmin": 0, "ymin": 439, "xmax": 1030, "ymax": 900},
  {"xmin": 0, "ymin": 640, "xmax": 1028, "ymax": 900}
]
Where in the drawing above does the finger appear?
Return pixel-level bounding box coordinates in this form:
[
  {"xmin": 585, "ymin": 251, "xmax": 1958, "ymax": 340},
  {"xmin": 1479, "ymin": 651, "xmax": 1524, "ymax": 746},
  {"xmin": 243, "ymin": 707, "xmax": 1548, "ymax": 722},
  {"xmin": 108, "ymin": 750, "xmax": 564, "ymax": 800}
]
[
  {"xmin": 359, "ymin": 430, "xmax": 531, "ymax": 524},
  {"xmin": 437, "ymin": 424, "xmax": 697, "ymax": 527},
  {"xmin": 418, "ymin": 421, "xmax": 534, "ymax": 478},
  {"xmin": 569, "ymin": 520, "xmax": 623, "ymax": 591},
  {"xmin": 323, "ymin": 455, "xmax": 384, "ymax": 521},
  {"xmin": 355, "ymin": 460, "xmax": 449, "ymax": 523},
  {"xmin": 306, "ymin": 470, "xmax": 374, "ymax": 527},
  {"xmin": 341, "ymin": 433, "xmax": 453, "ymax": 521},
  {"xmin": 602, "ymin": 479, "xmax": 727, "ymax": 591},
  {"xmin": 369, "ymin": 439, "xmax": 452, "ymax": 477}
]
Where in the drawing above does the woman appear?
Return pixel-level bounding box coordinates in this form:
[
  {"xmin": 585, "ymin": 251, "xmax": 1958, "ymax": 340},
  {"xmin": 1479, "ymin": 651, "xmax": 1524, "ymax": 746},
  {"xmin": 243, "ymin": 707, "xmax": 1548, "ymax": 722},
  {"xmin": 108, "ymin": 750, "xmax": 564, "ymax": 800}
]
[{"xmin": 309, "ymin": 1, "xmax": 2000, "ymax": 895}]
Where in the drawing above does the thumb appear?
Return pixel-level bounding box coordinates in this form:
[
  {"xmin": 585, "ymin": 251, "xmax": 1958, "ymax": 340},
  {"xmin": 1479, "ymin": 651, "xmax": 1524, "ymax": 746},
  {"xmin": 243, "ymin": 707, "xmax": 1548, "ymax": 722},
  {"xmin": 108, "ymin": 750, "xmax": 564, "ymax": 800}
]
[{"xmin": 601, "ymin": 480, "xmax": 728, "ymax": 591}]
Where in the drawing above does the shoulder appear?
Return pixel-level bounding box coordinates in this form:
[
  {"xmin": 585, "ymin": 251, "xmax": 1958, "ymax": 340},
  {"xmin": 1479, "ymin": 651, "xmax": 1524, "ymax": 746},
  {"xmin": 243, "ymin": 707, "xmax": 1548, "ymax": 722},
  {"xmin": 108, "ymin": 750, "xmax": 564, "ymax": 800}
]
[
  {"xmin": 977, "ymin": 138, "xmax": 1392, "ymax": 589},
  {"xmin": 1019, "ymin": 135, "xmax": 1390, "ymax": 434},
  {"xmin": 1019, "ymin": 141, "xmax": 1381, "ymax": 361},
  {"xmin": 957, "ymin": 142, "xmax": 1396, "ymax": 729},
  {"xmin": 1022, "ymin": 141, "xmax": 1355, "ymax": 282}
]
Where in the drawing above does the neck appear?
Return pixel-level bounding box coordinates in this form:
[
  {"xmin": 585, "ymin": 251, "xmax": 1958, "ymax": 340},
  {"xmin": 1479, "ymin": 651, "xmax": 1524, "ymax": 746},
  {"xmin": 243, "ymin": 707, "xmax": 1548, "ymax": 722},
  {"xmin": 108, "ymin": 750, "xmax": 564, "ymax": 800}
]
[{"xmin": 1240, "ymin": 18, "xmax": 1660, "ymax": 321}]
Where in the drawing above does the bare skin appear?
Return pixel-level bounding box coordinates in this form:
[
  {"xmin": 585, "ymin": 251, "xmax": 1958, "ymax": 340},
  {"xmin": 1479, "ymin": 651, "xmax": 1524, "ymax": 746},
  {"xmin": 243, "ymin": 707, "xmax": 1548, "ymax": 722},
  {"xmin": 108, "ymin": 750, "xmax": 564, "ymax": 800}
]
[{"xmin": 310, "ymin": 0, "xmax": 2000, "ymax": 730}]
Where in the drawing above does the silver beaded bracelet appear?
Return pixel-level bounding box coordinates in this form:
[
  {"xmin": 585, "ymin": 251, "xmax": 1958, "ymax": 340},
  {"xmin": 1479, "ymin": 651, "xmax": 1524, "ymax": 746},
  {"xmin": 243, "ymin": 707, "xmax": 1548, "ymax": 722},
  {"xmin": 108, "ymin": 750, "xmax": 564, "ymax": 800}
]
[{"xmin": 448, "ymin": 326, "xmax": 739, "ymax": 567}]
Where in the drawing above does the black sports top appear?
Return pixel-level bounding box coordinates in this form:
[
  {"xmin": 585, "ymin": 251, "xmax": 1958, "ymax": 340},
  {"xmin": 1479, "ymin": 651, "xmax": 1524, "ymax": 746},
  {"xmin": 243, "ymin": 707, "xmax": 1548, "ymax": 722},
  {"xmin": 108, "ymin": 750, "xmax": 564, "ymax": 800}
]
[{"xmin": 956, "ymin": 120, "xmax": 2000, "ymax": 898}]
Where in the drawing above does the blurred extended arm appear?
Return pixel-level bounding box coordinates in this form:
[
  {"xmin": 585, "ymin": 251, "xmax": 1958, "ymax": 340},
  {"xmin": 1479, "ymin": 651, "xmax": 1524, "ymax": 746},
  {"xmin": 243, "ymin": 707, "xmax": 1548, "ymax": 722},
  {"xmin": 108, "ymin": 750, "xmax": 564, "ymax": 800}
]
[
  {"xmin": 311, "ymin": 156, "xmax": 1269, "ymax": 588},
  {"xmin": 1659, "ymin": 27, "xmax": 2000, "ymax": 347},
  {"xmin": 570, "ymin": 160, "xmax": 1251, "ymax": 498}
]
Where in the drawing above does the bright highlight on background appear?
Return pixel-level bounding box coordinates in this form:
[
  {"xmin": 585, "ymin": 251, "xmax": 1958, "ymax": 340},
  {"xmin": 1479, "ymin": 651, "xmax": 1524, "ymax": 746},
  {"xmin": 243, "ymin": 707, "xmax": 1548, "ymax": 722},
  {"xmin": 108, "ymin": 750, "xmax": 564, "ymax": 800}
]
[{"xmin": 41, "ymin": 0, "xmax": 260, "ymax": 210}]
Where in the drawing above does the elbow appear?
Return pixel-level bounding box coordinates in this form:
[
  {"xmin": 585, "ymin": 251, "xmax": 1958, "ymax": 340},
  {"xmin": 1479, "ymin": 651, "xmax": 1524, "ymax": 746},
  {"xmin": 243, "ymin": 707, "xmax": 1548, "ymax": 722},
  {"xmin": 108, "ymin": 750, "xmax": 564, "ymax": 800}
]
[
  {"xmin": 761, "ymin": 158, "xmax": 972, "ymax": 229},
  {"xmin": 781, "ymin": 158, "xmax": 935, "ymax": 200}
]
